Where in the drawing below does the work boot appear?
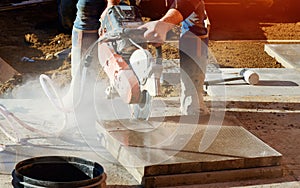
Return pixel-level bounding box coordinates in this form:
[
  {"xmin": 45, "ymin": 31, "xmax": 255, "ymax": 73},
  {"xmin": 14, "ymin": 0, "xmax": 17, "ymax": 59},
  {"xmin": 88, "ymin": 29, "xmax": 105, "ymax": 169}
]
[
  {"xmin": 179, "ymin": 34, "xmax": 209, "ymax": 116},
  {"xmin": 63, "ymin": 28, "xmax": 99, "ymax": 109}
]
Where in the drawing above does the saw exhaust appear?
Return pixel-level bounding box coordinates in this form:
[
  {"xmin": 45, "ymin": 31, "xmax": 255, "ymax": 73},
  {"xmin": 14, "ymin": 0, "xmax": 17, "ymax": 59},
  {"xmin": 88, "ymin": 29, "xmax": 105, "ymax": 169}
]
[{"xmin": 205, "ymin": 68, "xmax": 260, "ymax": 85}]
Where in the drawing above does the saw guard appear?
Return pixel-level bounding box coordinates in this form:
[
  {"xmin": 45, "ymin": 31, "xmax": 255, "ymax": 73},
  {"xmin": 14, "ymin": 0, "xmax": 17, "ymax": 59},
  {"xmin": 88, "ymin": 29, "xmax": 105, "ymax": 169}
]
[{"xmin": 98, "ymin": 43, "xmax": 141, "ymax": 104}]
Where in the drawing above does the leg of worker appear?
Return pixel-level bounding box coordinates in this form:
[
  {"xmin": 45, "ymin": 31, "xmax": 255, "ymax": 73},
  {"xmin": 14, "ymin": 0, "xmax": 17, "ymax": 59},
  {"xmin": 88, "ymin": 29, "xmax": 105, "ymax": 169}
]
[
  {"xmin": 179, "ymin": 35, "xmax": 209, "ymax": 115},
  {"xmin": 71, "ymin": 28, "xmax": 99, "ymax": 78},
  {"xmin": 71, "ymin": 0, "xmax": 106, "ymax": 78},
  {"xmin": 64, "ymin": 0, "xmax": 106, "ymax": 109},
  {"xmin": 179, "ymin": 1, "xmax": 209, "ymax": 115},
  {"xmin": 60, "ymin": 0, "xmax": 106, "ymax": 136}
]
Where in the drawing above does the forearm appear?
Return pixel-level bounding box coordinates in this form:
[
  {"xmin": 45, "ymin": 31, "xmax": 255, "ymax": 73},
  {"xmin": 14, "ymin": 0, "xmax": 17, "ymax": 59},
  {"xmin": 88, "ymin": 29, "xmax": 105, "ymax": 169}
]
[
  {"xmin": 159, "ymin": 8, "xmax": 183, "ymax": 25},
  {"xmin": 158, "ymin": 8, "xmax": 183, "ymax": 33},
  {"xmin": 139, "ymin": 8, "xmax": 182, "ymax": 46}
]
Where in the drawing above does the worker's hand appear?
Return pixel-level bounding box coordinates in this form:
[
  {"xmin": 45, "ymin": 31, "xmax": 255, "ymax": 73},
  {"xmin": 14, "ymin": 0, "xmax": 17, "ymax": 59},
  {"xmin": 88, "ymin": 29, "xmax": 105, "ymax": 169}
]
[{"xmin": 138, "ymin": 21, "xmax": 173, "ymax": 47}]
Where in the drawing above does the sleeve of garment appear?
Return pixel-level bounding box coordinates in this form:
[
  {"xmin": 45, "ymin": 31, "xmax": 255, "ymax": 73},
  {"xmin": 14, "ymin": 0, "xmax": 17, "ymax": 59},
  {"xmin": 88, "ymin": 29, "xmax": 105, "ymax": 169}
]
[{"xmin": 169, "ymin": 0, "xmax": 202, "ymax": 19}]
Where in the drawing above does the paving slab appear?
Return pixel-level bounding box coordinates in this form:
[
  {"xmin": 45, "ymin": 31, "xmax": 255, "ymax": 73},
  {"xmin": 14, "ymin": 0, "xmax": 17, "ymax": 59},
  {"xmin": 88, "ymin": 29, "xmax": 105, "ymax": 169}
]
[
  {"xmin": 162, "ymin": 62, "xmax": 300, "ymax": 99},
  {"xmin": 233, "ymin": 181, "xmax": 300, "ymax": 188},
  {"xmin": 96, "ymin": 115, "xmax": 282, "ymax": 187},
  {"xmin": 264, "ymin": 44, "xmax": 300, "ymax": 69},
  {"xmin": 161, "ymin": 60, "xmax": 222, "ymax": 85},
  {"xmin": 205, "ymin": 68, "xmax": 300, "ymax": 97}
]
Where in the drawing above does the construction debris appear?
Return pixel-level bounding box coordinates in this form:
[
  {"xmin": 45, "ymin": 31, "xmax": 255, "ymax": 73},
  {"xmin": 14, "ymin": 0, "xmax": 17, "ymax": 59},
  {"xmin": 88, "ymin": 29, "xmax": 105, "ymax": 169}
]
[{"xmin": 0, "ymin": 57, "xmax": 19, "ymax": 83}]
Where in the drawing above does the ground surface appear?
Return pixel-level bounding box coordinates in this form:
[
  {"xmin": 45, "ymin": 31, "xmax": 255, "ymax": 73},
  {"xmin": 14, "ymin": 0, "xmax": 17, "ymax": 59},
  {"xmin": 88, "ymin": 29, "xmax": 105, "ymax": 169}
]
[{"xmin": 0, "ymin": 0, "xmax": 300, "ymax": 187}]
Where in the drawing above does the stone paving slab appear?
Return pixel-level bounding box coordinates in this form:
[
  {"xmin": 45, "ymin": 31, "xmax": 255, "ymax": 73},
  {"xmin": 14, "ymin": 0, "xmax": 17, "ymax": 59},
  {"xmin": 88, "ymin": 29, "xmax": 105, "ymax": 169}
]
[
  {"xmin": 97, "ymin": 115, "xmax": 282, "ymax": 187},
  {"xmin": 205, "ymin": 68, "xmax": 300, "ymax": 97},
  {"xmin": 144, "ymin": 166, "xmax": 283, "ymax": 187},
  {"xmin": 264, "ymin": 44, "xmax": 300, "ymax": 69},
  {"xmin": 161, "ymin": 62, "xmax": 300, "ymax": 99},
  {"xmin": 233, "ymin": 181, "xmax": 300, "ymax": 188}
]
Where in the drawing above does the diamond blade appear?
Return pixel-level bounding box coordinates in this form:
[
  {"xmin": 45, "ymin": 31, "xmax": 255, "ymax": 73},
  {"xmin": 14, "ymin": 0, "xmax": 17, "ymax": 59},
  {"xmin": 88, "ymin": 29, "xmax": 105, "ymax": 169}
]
[{"xmin": 131, "ymin": 90, "xmax": 152, "ymax": 120}]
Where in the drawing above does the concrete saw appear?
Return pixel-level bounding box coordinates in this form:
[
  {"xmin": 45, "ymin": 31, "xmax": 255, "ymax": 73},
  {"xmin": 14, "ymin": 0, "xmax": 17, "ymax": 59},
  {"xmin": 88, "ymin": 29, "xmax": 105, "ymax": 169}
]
[{"xmin": 97, "ymin": 5, "xmax": 163, "ymax": 120}]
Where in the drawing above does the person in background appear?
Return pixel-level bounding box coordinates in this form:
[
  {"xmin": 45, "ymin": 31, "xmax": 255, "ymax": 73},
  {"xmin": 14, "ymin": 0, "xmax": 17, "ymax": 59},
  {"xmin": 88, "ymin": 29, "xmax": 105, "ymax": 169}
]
[{"xmin": 71, "ymin": 0, "xmax": 210, "ymax": 115}]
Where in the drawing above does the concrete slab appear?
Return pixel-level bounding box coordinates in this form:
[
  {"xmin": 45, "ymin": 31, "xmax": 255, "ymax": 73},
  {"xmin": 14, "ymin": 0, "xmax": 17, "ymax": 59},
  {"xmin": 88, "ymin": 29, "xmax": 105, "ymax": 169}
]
[
  {"xmin": 162, "ymin": 62, "xmax": 300, "ymax": 99},
  {"xmin": 264, "ymin": 44, "xmax": 300, "ymax": 69},
  {"xmin": 96, "ymin": 115, "xmax": 282, "ymax": 187},
  {"xmin": 205, "ymin": 68, "xmax": 300, "ymax": 97},
  {"xmin": 161, "ymin": 60, "xmax": 222, "ymax": 85},
  {"xmin": 233, "ymin": 181, "xmax": 300, "ymax": 188}
]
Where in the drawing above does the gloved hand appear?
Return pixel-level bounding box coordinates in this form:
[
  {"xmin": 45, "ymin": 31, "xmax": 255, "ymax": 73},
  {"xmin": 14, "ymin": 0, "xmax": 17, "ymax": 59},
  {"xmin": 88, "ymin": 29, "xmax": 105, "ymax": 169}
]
[{"xmin": 138, "ymin": 21, "xmax": 173, "ymax": 47}]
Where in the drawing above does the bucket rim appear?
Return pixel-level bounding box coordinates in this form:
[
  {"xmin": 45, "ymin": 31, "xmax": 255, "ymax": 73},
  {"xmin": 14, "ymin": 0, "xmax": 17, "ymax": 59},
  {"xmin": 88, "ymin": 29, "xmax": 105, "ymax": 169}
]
[{"xmin": 13, "ymin": 155, "xmax": 105, "ymax": 186}]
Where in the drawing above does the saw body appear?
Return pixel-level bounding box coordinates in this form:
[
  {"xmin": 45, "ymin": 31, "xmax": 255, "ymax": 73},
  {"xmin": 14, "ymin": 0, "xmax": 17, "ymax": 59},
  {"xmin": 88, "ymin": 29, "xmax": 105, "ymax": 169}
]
[
  {"xmin": 98, "ymin": 42, "xmax": 141, "ymax": 104},
  {"xmin": 97, "ymin": 5, "xmax": 163, "ymax": 119}
]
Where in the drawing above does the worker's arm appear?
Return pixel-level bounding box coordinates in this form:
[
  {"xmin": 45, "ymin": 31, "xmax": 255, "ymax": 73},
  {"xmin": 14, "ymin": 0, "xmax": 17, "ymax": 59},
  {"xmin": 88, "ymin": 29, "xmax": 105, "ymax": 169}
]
[
  {"xmin": 139, "ymin": 0, "xmax": 203, "ymax": 45},
  {"xmin": 159, "ymin": 8, "xmax": 184, "ymax": 25},
  {"xmin": 138, "ymin": 8, "xmax": 184, "ymax": 46}
]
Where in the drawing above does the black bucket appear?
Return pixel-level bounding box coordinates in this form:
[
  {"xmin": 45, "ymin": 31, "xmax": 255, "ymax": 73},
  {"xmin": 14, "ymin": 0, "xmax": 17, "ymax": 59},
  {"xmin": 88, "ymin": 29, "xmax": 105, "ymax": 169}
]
[{"xmin": 11, "ymin": 156, "xmax": 106, "ymax": 187}]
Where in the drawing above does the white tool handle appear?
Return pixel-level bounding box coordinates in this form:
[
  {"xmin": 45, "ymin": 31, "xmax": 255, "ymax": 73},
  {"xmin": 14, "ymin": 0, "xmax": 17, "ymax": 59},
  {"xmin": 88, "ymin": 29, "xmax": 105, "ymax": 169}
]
[{"xmin": 243, "ymin": 69, "xmax": 259, "ymax": 85}]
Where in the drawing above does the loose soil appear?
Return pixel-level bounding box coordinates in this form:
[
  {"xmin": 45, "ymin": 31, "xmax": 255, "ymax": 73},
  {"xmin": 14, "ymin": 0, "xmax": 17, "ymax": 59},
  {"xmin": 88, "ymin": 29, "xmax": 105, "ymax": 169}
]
[{"xmin": 0, "ymin": 1, "xmax": 300, "ymax": 187}]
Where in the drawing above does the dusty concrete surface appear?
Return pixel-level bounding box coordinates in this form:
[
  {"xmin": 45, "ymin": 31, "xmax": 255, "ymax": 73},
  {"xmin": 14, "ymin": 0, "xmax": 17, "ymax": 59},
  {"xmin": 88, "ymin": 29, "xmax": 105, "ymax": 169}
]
[
  {"xmin": 0, "ymin": 95, "xmax": 300, "ymax": 187},
  {"xmin": 206, "ymin": 68, "xmax": 300, "ymax": 97},
  {"xmin": 0, "ymin": 98, "xmax": 140, "ymax": 187}
]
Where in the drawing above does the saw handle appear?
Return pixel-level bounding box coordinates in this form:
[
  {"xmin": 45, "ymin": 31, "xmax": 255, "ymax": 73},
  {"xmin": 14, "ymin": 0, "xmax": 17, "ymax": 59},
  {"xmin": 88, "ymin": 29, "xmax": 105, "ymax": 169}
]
[
  {"xmin": 155, "ymin": 46, "xmax": 162, "ymax": 65},
  {"xmin": 123, "ymin": 28, "xmax": 147, "ymax": 37}
]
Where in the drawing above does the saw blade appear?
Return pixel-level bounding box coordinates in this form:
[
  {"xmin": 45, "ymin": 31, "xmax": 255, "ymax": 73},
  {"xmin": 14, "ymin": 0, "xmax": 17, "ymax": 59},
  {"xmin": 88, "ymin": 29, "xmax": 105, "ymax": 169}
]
[{"xmin": 131, "ymin": 90, "xmax": 152, "ymax": 120}]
